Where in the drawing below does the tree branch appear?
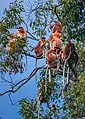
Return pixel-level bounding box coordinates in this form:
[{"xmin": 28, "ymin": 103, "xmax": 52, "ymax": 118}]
[
  {"xmin": 0, "ymin": 65, "xmax": 44, "ymax": 96},
  {"xmin": 0, "ymin": 65, "xmax": 63, "ymax": 96},
  {"xmin": 22, "ymin": 51, "xmax": 44, "ymax": 59},
  {"xmin": 53, "ymin": 2, "xmax": 65, "ymax": 21},
  {"xmin": 23, "ymin": 21, "xmax": 39, "ymax": 41}
]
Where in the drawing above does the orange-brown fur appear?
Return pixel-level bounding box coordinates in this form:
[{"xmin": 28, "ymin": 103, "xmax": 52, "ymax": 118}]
[
  {"xmin": 16, "ymin": 27, "xmax": 27, "ymax": 38},
  {"xmin": 34, "ymin": 38, "xmax": 45, "ymax": 57}
]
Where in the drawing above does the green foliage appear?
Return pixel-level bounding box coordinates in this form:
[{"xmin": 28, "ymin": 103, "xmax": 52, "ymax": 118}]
[
  {"xmin": 0, "ymin": 0, "xmax": 26, "ymax": 74},
  {"xmin": 0, "ymin": 0, "xmax": 85, "ymax": 118},
  {"xmin": 19, "ymin": 97, "xmax": 65, "ymax": 119},
  {"xmin": 57, "ymin": 0, "xmax": 85, "ymax": 41},
  {"xmin": 0, "ymin": 0, "xmax": 24, "ymax": 45},
  {"xmin": 37, "ymin": 69, "xmax": 61, "ymax": 103},
  {"xmin": 19, "ymin": 70, "xmax": 67, "ymax": 118},
  {"xmin": 3, "ymin": 0, "xmax": 24, "ymax": 28},
  {"xmin": 64, "ymin": 40, "xmax": 85, "ymax": 118},
  {"xmin": 76, "ymin": 41, "xmax": 85, "ymax": 74},
  {"xmin": 28, "ymin": 0, "xmax": 55, "ymax": 37},
  {"xmin": 0, "ymin": 0, "xmax": 25, "ymax": 46},
  {"xmin": 65, "ymin": 74, "xmax": 85, "ymax": 118},
  {"xmin": 19, "ymin": 98, "xmax": 38, "ymax": 119}
]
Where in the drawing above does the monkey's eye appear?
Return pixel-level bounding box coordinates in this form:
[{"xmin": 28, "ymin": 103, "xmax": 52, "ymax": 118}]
[{"xmin": 57, "ymin": 31, "xmax": 62, "ymax": 33}]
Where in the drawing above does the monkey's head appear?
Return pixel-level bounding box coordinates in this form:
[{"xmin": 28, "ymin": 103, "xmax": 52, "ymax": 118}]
[
  {"xmin": 52, "ymin": 21, "xmax": 62, "ymax": 33},
  {"xmin": 52, "ymin": 21, "xmax": 62, "ymax": 38},
  {"xmin": 53, "ymin": 30, "xmax": 62, "ymax": 38},
  {"xmin": 17, "ymin": 27, "xmax": 24, "ymax": 32}
]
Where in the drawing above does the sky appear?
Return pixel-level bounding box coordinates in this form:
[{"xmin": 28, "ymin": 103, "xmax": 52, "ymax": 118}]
[{"xmin": 0, "ymin": 0, "xmax": 39, "ymax": 119}]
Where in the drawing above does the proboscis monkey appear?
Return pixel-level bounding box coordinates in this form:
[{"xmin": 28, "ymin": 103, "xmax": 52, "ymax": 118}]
[
  {"xmin": 46, "ymin": 21, "xmax": 63, "ymax": 67},
  {"xmin": 49, "ymin": 21, "xmax": 62, "ymax": 50},
  {"xmin": 34, "ymin": 37, "xmax": 46, "ymax": 57},
  {"xmin": 8, "ymin": 34, "xmax": 16, "ymax": 54},
  {"xmin": 16, "ymin": 27, "xmax": 27, "ymax": 39},
  {"xmin": 16, "ymin": 27, "xmax": 27, "ymax": 50},
  {"xmin": 8, "ymin": 27, "xmax": 27, "ymax": 54},
  {"xmin": 63, "ymin": 39, "xmax": 78, "ymax": 80},
  {"xmin": 63, "ymin": 39, "xmax": 78, "ymax": 66}
]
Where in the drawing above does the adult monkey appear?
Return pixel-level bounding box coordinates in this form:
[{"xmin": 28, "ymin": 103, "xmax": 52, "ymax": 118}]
[
  {"xmin": 63, "ymin": 39, "xmax": 78, "ymax": 81},
  {"xmin": 62, "ymin": 39, "xmax": 79, "ymax": 94},
  {"xmin": 46, "ymin": 21, "xmax": 63, "ymax": 68},
  {"xmin": 49, "ymin": 21, "xmax": 62, "ymax": 50},
  {"xmin": 16, "ymin": 27, "xmax": 27, "ymax": 48},
  {"xmin": 34, "ymin": 37, "xmax": 46, "ymax": 57},
  {"xmin": 16, "ymin": 27, "xmax": 27, "ymax": 39},
  {"xmin": 8, "ymin": 27, "xmax": 27, "ymax": 54},
  {"xmin": 45, "ymin": 21, "xmax": 63, "ymax": 91},
  {"xmin": 8, "ymin": 34, "xmax": 17, "ymax": 54}
]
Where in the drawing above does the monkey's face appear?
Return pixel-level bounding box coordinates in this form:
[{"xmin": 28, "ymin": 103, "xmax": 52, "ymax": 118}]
[
  {"xmin": 18, "ymin": 27, "xmax": 24, "ymax": 33},
  {"xmin": 53, "ymin": 30, "xmax": 62, "ymax": 38}
]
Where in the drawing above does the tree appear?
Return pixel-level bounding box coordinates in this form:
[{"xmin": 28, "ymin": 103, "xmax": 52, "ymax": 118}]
[{"xmin": 0, "ymin": 0, "xmax": 85, "ymax": 118}]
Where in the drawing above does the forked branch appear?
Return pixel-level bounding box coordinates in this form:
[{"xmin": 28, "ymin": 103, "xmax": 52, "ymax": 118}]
[{"xmin": 0, "ymin": 65, "xmax": 63, "ymax": 96}]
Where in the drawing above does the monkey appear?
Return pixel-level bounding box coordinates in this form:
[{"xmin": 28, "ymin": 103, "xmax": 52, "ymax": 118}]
[
  {"xmin": 46, "ymin": 49, "xmax": 57, "ymax": 67},
  {"xmin": 8, "ymin": 34, "xmax": 17, "ymax": 54},
  {"xmin": 8, "ymin": 27, "xmax": 27, "ymax": 54},
  {"xmin": 46, "ymin": 21, "xmax": 63, "ymax": 68},
  {"xmin": 63, "ymin": 39, "xmax": 78, "ymax": 79},
  {"xmin": 38, "ymin": 95, "xmax": 47, "ymax": 104},
  {"xmin": 63, "ymin": 39, "xmax": 78, "ymax": 67},
  {"xmin": 15, "ymin": 27, "xmax": 27, "ymax": 51},
  {"xmin": 49, "ymin": 21, "xmax": 62, "ymax": 50},
  {"xmin": 34, "ymin": 37, "xmax": 46, "ymax": 57},
  {"xmin": 16, "ymin": 27, "xmax": 27, "ymax": 39}
]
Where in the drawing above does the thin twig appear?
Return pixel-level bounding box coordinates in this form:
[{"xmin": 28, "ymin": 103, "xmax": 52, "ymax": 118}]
[{"xmin": 23, "ymin": 21, "xmax": 39, "ymax": 41}]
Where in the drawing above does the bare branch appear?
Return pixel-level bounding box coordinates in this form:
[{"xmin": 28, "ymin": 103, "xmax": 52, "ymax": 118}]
[
  {"xmin": 0, "ymin": 65, "xmax": 63, "ymax": 96},
  {"xmin": 8, "ymin": 93, "xmax": 17, "ymax": 105},
  {"xmin": 0, "ymin": 65, "xmax": 44, "ymax": 96},
  {"xmin": 22, "ymin": 51, "xmax": 44, "ymax": 59}
]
